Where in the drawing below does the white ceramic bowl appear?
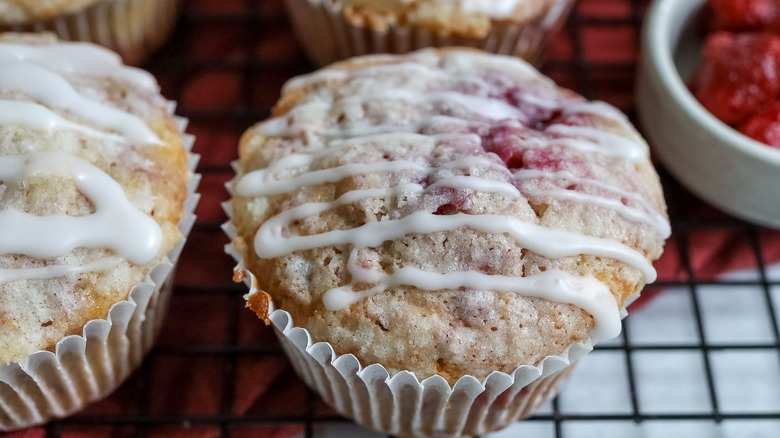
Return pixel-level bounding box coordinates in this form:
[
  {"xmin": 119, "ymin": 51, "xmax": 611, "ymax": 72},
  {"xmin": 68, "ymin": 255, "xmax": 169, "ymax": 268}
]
[{"xmin": 637, "ymin": 0, "xmax": 780, "ymax": 228}]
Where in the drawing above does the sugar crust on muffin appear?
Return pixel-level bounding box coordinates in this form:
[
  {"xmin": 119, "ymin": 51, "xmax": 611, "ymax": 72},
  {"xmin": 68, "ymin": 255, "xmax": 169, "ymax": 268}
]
[
  {"xmin": 0, "ymin": 33, "xmax": 188, "ymax": 365},
  {"xmin": 232, "ymin": 48, "xmax": 669, "ymax": 383}
]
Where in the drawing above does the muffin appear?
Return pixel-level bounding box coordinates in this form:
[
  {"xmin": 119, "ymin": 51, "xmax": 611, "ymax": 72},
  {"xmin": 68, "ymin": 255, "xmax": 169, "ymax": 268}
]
[
  {"xmin": 0, "ymin": 0, "xmax": 181, "ymax": 64},
  {"xmin": 284, "ymin": 0, "xmax": 575, "ymax": 66},
  {"xmin": 226, "ymin": 48, "xmax": 669, "ymax": 437},
  {"xmin": 0, "ymin": 32, "xmax": 197, "ymax": 431}
]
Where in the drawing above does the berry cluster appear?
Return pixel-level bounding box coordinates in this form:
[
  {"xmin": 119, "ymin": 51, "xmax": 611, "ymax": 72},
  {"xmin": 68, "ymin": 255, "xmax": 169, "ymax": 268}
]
[{"xmin": 690, "ymin": 0, "xmax": 780, "ymax": 148}]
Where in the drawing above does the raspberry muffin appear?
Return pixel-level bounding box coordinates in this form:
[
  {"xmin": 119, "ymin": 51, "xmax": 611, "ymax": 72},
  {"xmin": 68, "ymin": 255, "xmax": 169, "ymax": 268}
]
[
  {"xmin": 0, "ymin": 33, "xmax": 196, "ymax": 430},
  {"xmin": 227, "ymin": 48, "xmax": 668, "ymax": 437},
  {"xmin": 0, "ymin": 0, "xmax": 181, "ymax": 64},
  {"xmin": 285, "ymin": 0, "xmax": 575, "ymax": 65}
]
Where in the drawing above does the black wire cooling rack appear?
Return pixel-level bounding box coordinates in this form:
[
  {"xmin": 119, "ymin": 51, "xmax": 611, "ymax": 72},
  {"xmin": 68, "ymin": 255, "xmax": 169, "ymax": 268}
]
[{"xmin": 20, "ymin": 0, "xmax": 780, "ymax": 437}]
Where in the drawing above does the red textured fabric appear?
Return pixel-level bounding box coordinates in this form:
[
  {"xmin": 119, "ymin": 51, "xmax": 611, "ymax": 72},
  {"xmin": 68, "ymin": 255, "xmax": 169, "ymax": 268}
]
[{"xmin": 4, "ymin": 0, "xmax": 780, "ymax": 437}]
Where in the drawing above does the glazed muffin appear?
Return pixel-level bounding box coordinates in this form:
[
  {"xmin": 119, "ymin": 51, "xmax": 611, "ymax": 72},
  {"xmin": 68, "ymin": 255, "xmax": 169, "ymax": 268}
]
[
  {"xmin": 0, "ymin": 33, "xmax": 194, "ymax": 430},
  {"xmin": 0, "ymin": 0, "xmax": 181, "ymax": 64},
  {"xmin": 285, "ymin": 0, "xmax": 575, "ymax": 66},
  {"xmin": 228, "ymin": 48, "xmax": 668, "ymax": 436}
]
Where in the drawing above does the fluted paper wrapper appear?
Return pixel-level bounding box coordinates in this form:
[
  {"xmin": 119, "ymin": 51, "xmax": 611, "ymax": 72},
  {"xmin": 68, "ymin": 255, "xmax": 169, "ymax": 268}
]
[
  {"xmin": 0, "ymin": 112, "xmax": 200, "ymax": 432},
  {"xmin": 285, "ymin": 0, "xmax": 575, "ymax": 66},
  {"xmin": 269, "ymin": 307, "xmax": 585, "ymax": 437},
  {"xmin": 222, "ymin": 206, "xmax": 603, "ymax": 436},
  {"xmin": 0, "ymin": 0, "xmax": 181, "ymax": 65}
]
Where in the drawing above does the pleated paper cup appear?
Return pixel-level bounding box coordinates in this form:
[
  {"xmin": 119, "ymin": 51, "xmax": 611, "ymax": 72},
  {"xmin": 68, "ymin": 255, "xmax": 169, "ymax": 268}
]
[
  {"xmin": 284, "ymin": 0, "xmax": 575, "ymax": 66},
  {"xmin": 222, "ymin": 216, "xmax": 606, "ymax": 437},
  {"xmin": 0, "ymin": 0, "xmax": 181, "ymax": 65},
  {"xmin": 270, "ymin": 308, "xmax": 585, "ymax": 437},
  {"xmin": 0, "ymin": 112, "xmax": 200, "ymax": 432}
]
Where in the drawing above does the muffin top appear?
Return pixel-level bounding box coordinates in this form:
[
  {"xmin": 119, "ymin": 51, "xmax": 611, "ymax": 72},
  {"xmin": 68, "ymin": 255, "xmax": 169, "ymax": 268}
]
[
  {"xmin": 333, "ymin": 0, "xmax": 566, "ymax": 37},
  {"xmin": 232, "ymin": 48, "xmax": 668, "ymax": 383},
  {"xmin": 0, "ymin": 0, "xmax": 101, "ymax": 24},
  {"xmin": 0, "ymin": 33, "xmax": 188, "ymax": 365}
]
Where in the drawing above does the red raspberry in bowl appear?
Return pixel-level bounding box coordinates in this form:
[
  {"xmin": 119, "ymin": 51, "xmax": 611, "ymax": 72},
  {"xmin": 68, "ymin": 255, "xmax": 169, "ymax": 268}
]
[
  {"xmin": 710, "ymin": 0, "xmax": 780, "ymax": 32},
  {"xmin": 691, "ymin": 32, "xmax": 780, "ymax": 125},
  {"xmin": 738, "ymin": 101, "xmax": 780, "ymax": 148}
]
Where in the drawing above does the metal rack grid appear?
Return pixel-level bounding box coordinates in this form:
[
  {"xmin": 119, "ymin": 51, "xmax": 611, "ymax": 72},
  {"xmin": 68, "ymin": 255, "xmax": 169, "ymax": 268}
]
[{"xmin": 7, "ymin": 0, "xmax": 780, "ymax": 436}]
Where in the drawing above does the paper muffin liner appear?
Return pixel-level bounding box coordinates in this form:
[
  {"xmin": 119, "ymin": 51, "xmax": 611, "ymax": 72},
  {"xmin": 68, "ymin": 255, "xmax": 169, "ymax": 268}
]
[
  {"xmin": 222, "ymin": 192, "xmax": 623, "ymax": 437},
  {"xmin": 284, "ymin": 0, "xmax": 575, "ymax": 66},
  {"xmin": 0, "ymin": 0, "xmax": 181, "ymax": 65},
  {"xmin": 0, "ymin": 111, "xmax": 200, "ymax": 432}
]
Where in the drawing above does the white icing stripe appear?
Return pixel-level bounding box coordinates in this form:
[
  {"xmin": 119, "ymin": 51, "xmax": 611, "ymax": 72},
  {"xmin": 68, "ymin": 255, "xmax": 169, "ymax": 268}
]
[
  {"xmin": 0, "ymin": 60, "xmax": 162, "ymax": 145},
  {"xmin": 325, "ymin": 116, "xmax": 474, "ymax": 139},
  {"xmin": 328, "ymin": 131, "xmax": 439, "ymax": 148},
  {"xmin": 546, "ymin": 124, "xmax": 648, "ymax": 162},
  {"xmin": 285, "ymin": 62, "xmax": 453, "ymax": 92},
  {"xmin": 428, "ymin": 175, "xmax": 519, "ymax": 196},
  {"xmin": 0, "ymin": 152, "xmax": 162, "ymax": 265},
  {"xmin": 339, "ymin": 90, "xmax": 529, "ymax": 122},
  {"xmin": 457, "ymin": 0, "xmax": 524, "ymax": 19},
  {"xmin": 0, "ymin": 257, "xmax": 123, "ymax": 285},
  {"xmin": 514, "ymin": 169, "xmax": 671, "ymax": 238},
  {"xmin": 259, "ymin": 132, "xmax": 481, "ymax": 174},
  {"xmin": 0, "ymin": 100, "xmax": 124, "ymax": 141},
  {"xmin": 257, "ymin": 176, "xmax": 519, "ymax": 243},
  {"xmin": 256, "ymin": 101, "xmax": 331, "ymax": 137},
  {"xmin": 237, "ymin": 160, "xmax": 428, "ymax": 197},
  {"xmin": 536, "ymin": 189, "xmax": 671, "ymax": 238},
  {"xmin": 562, "ymin": 101, "xmax": 630, "ymax": 122},
  {"xmin": 322, "ymin": 267, "xmax": 621, "ymax": 343},
  {"xmin": 255, "ymin": 210, "xmax": 657, "ymax": 282},
  {"xmin": 258, "ymin": 187, "xmax": 411, "ymax": 240},
  {"xmin": 0, "ymin": 42, "xmax": 158, "ymax": 90},
  {"xmin": 441, "ymin": 51, "xmax": 542, "ymax": 79}
]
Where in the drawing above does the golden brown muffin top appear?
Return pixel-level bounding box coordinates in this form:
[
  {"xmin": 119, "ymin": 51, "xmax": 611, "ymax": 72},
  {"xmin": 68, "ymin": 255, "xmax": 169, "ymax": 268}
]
[
  {"xmin": 231, "ymin": 49, "xmax": 668, "ymax": 383},
  {"xmin": 0, "ymin": 33, "xmax": 188, "ymax": 365}
]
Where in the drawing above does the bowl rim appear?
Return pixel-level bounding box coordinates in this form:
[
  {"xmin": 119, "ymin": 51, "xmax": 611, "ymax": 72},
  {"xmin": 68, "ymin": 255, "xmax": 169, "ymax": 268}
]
[{"xmin": 644, "ymin": 0, "xmax": 780, "ymax": 167}]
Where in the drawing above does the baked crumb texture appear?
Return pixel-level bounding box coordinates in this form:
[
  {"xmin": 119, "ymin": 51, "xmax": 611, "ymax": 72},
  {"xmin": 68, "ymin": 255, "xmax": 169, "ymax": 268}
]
[
  {"xmin": 0, "ymin": 33, "xmax": 188, "ymax": 366},
  {"xmin": 232, "ymin": 48, "xmax": 669, "ymax": 384}
]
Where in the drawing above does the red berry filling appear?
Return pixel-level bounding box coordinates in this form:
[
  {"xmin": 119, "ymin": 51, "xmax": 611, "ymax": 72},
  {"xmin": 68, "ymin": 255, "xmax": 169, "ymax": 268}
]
[
  {"xmin": 691, "ymin": 1, "xmax": 780, "ymax": 149},
  {"xmin": 709, "ymin": 0, "xmax": 780, "ymax": 32},
  {"xmin": 691, "ymin": 32, "xmax": 780, "ymax": 125},
  {"xmin": 739, "ymin": 101, "xmax": 780, "ymax": 148}
]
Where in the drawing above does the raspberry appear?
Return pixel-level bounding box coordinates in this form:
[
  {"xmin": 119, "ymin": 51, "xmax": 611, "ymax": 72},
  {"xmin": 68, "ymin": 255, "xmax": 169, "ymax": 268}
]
[
  {"xmin": 691, "ymin": 32, "xmax": 780, "ymax": 125},
  {"xmin": 709, "ymin": 0, "xmax": 780, "ymax": 32},
  {"xmin": 738, "ymin": 101, "xmax": 780, "ymax": 148}
]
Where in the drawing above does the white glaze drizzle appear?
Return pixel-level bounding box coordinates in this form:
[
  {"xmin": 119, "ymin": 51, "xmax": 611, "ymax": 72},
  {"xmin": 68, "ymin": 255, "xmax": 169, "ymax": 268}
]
[
  {"xmin": 339, "ymin": 90, "xmax": 530, "ymax": 122},
  {"xmin": 237, "ymin": 160, "xmax": 428, "ymax": 197},
  {"xmin": 0, "ymin": 100, "xmax": 124, "ymax": 142},
  {"xmin": 0, "ymin": 152, "xmax": 162, "ymax": 264},
  {"xmin": 545, "ymin": 124, "xmax": 647, "ymax": 163},
  {"xmin": 0, "ymin": 59, "xmax": 162, "ymax": 145},
  {"xmin": 514, "ymin": 169, "xmax": 671, "ymax": 238},
  {"xmin": 327, "ymin": 251, "xmax": 621, "ymax": 342},
  {"xmin": 0, "ymin": 256, "xmax": 122, "ymax": 285},
  {"xmin": 255, "ymin": 209, "xmax": 656, "ymax": 282},
  {"xmin": 238, "ymin": 50, "xmax": 667, "ymax": 342},
  {"xmin": 285, "ymin": 62, "xmax": 456, "ymax": 92},
  {"xmin": 0, "ymin": 41, "xmax": 167, "ymax": 287},
  {"xmin": 0, "ymin": 42, "xmax": 158, "ymax": 91}
]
